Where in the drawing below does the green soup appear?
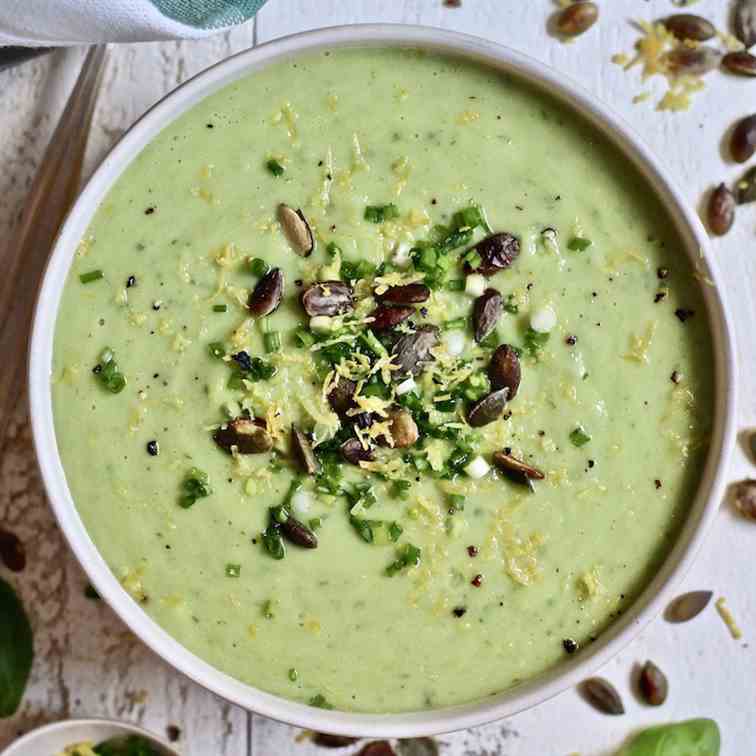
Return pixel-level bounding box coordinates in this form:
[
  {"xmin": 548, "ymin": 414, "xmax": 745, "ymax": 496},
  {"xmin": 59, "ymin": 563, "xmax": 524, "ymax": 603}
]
[{"xmin": 52, "ymin": 48, "xmax": 713, "ymax": 713}]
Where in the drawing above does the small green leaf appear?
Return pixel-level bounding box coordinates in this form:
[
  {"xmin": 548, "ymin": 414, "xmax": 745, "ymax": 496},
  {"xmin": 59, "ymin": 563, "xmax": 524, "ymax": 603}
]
[
  {"xmin": 568, "ymin": 237, "xmax": 592, "ymax": 252},
  {"xmin": 0, "ymin": 576, "xmax": 33, "ymax": 718},
  {"xmin": 570, "ymin": 426, "xmax": 591, "ymax": 447},
  {"xmin": 617, "ymin": 718, "xmax": 720, "ymax": 756}
]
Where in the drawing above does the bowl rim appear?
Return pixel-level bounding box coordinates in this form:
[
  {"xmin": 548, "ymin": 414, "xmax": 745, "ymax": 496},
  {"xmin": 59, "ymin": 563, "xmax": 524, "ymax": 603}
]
[
  {"xmin": 29, "ymin": 23, "xmax": 737, "ymax": 738},
  {"xmin": 0, "ymin": 718, "xmax": 176, "ymax": 756}
]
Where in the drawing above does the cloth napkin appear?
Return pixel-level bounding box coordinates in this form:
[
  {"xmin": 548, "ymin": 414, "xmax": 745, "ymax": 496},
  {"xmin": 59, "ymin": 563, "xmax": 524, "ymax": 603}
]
[{"xmin": 0, "ymin": 0, "xmax": 266, "ymax": 46}]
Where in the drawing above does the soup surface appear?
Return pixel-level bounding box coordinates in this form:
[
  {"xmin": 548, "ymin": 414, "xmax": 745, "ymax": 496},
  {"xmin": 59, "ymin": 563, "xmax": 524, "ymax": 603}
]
[{"xmin": 52, "ymin": 48, "xmax": 713, "ymax": 713}]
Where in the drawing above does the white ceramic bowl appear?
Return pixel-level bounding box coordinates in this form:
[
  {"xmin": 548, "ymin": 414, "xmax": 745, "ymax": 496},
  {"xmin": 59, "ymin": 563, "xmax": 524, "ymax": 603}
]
[
  {"xmin": 29, "ymin": 24, "xmax": 736, "ymax": 738},
  {"xmin": 0, "ymin": 718, "xmax": 177, "ymax": 756}
]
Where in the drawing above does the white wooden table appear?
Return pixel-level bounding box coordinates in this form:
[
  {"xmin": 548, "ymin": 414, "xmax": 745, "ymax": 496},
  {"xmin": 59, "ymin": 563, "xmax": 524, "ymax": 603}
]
[{"xmin": 1, "ymin": 2, "xmax": 754, "ymax": 754}]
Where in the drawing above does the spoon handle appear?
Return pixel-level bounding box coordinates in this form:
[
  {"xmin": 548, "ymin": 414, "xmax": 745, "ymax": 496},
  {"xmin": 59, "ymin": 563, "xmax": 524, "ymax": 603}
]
[{"xmin": 0, "ymin": 45, "xmax": 107, "ymax": 446}]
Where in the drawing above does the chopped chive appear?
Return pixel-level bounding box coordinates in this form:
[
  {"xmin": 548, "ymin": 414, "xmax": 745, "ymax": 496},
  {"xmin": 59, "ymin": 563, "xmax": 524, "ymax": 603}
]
[
  {"xmin": 264, "ymin": 331, "xmax": 282, "ymax": 353},
  {"xmin": 93, "ymin": 347, "xmax": 126, "ymax": 394},
  {"xmin": 326, "ymin": 241, "xmax": 342, "ymax": 258},
  {"xmin": 446, "ymin": 279, "xmax": 465, "ymax": 292},
  {"xmin": 288, "ymin": 667, "xmax": 298, "ymax": 682},
  {"xmin": 359, "ymin": 329, "xmax": 388, "ymax": 358},
  {"xmin": 266, "ymin": 159, "xmax": 285, "ymax": 177},
  {"xmin": 568, "ymin": 237, "xmax": 592, "ymax": 252},
  {"xmin": 249, "ymin": 257, "xmax": 270, "ymax": 277},
  {"xmin": 225, "ymin": 563, "xmax": 241, "ymax": 578},
  {"xmin": 208, "ymin": 342, "xmax": 226, "ymax": 359},
  {"xmin": 569, "ymin": 426, "xmax": 591, "ymax": 447},
  {"xmin": 213, "ymin": 304, "xmax": 228, "ymax": 313},
  {"xmin": 79, "ymin": 269, "xmax": 104, "ymax": 284},
  {"xmin": 364, "ymin": 203, "xmax": 400, "ymax": 223},
  {"xmin": 262, "ymin": 599, "xmax": 275, "ymax": 619},
  {"xmin": 308, "ymin": 517, "xmax": 323, "ymax": 531},
  {"xmin": 294, "ymin": 328, "xmax": 315, "ymax": 348},
  {"xmin": 387, "ymin": 521, "xmax": 404, "ymax": 542},
  {"xmin": 442, "ymin": 317, "xmax": 467, "ymax": 331}
]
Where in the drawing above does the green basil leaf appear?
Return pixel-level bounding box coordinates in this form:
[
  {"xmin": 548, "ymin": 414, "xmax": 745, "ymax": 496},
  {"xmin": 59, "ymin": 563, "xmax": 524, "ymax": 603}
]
[
  {"xmin": 618, "ymin": 718, "xmax": 720, "ymax": 756},
  {"xmin": 0, "ymin": 576, "xmax": 33, "ymax": 717}
]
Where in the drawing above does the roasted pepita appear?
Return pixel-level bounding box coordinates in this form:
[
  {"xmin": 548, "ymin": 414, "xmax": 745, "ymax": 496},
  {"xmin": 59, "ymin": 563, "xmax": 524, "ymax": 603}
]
[
  {"xmin": 638, "ymin": 660, "xmax": 669, "ymax": 706},
  {"xmin": 707, "ymin": 183, "xmax": 736, "ymax": 236},
  {"xmin": 278, "ymin": 203, "xmax": 315, "ymax": 256},
  {"xmin": 555, "ymin": 2, "xmax": 598, "ymax": 37},
  {"xmin": 663, "ymin": 14, "xmax": 716, "ymax": 42},
  {"xmin": 733, "ymin": 479, "xmax": 756, "ymax": 520},
  {"xmin": 580, "ymin": 677, "xmax": 625, "ymax": 715},
  {"xmin": 664, "ymin": 590, "xmax": 713, "ymax": 623},
  {"xmin": 730, "ymin": 114, "xmax": 756, "ymax": 163},
  {"xmin": 735, "ymin": 0, "xmax": 756, "ymax": 49}
]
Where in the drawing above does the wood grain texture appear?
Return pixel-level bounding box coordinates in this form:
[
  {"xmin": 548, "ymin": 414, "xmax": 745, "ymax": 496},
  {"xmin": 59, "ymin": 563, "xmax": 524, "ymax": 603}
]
[{"xmin": 1, "ymin": 2, "xmax": 755, "ymax": 754}]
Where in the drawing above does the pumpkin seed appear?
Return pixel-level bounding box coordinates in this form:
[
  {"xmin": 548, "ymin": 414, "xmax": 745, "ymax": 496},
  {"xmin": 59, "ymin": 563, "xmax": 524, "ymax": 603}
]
[
  {"xmin": 392, "ymin": 325, "xmax": 439, "ymax": 378},
  {"xmin": 312, "ymin": 734, "xmax": 360, "ymax": 748},
  {"xmin": 341, "ymin": 437, "xmax": 374, "ymax": 465},
  {"xmin": 638, "ymin": 660, "xmax": 669, "ymax": 706},
  {"xmin": 555, "ymin": 2, "xmax": 598, "ymax": 37},
  {"xmin": 488, "ymin": 344, "xmax": 521, "ymax": 399},
  {"xmin": 736, "ymin": 166, "xmax": 756, "ymax": 204},
  {"xmin": 730, "ymin": 114, "xmax": 756, "ymax": 163},
  {"xmin": 291, "ymin": 425, "xmax": 319, "ymax": 475},
  {"xmin": 664, "ymin": 14, "xmax": 716, "ymax": 42},
  {"xmin": 722, "ymin": 50, "xmax": 756, "ymax": 76},
  {"xmin": 357, "ymin": 743, "xmax": 396, "ymax": 756},
  {"xmin": 213, "ymin": 418, "xmax": 273, "ymax": 454},
  {"xmin": 278, "ymin": 203, "xmax": 314, "ymax": 256},
  {"xmin": 248, "ymin": 267, "xmax": 284, "ymax": 316},
  {"xmin": 662, "ymin": 46, "xmax": 722, "ymax": 77},
  {"xmin": 580, "ymin": 677, "xmax": 625, "ymax": 715},
  {"xmin": 735, "ymin": 0, "xmax": 756, "ymax": 49},
  {"xmin": 388, "ymin": 409, "xmax": 419, "ymax": 448},
  {"xmin": 664, "ymin": 590, "xmax": 713, "ymax": 623},
  {"xmin": 376, "ymin": 282, "xmax": 430, "ymax": 304},
  {"xmin": 733, "ymin": 479, "xmax": 756, "ymax": 520},
  {"xmin": 370, "ymin": 304, "xmax": 415, "ymax": 331},
  {"xmin": 707, "ymin": 183, "xmax": 736, "ymax": 236},
  {"xmin": 0, "ymin": 529, "xmax": 25, "ymax": 573},
  {"xmin": 492, "ymin": 450, "xmax": 545, "ymax": 485},
  {"xmin": 464, "ymin": 232, "xmax": 520, "ymax": 277},
  {"xmin": 328, "ymin": 377, "xmax": 357, "ymax": 418},
  {"xmin": 467, "ymin": 388, "xmax": 509, "ymax": 428},
  {"xmin": 280, "ymin": 515, "xmax": 318, "ymax": 549},
  {"xmin": 301, "ymin": 281, "xmax": 354, "ymax": 316},
  {"xmin": 472, "ymin": 288, "xmax": 503, "ymax": 344}
]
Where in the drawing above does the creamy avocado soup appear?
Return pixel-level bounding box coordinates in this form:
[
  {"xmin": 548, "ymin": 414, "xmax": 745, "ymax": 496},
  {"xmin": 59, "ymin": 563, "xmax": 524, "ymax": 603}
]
[{"xmin": 52, "ymin": 48, "xmax": 713, "ymax": 713}]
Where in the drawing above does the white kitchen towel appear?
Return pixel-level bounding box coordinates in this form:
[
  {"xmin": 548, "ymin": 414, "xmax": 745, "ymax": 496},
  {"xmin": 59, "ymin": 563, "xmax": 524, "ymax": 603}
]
[{"xmin": 0, "ymin": 0, "xmax": 266, "ymax": 46}]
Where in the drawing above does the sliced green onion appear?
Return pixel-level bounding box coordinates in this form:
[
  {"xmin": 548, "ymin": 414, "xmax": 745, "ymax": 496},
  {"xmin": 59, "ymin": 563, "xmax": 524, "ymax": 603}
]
[
  {"xmin": 294, "ymin": 328, "xmax": 315, "ymax": 348},
  {"xmin": 326, "ymin": 241, "xmax": 342, "ymax": 258},
  {"xmin": 225, "ymin": 563, "xmax": 241, "ymax": 578},
  {"xmin": 442, "ymin": 317, "xmax": 467, "ymax": 331},
  {"xmin": 446, "ymin": 279, "xmax": 465, "ymax": 292},
  {"xmin": 447, "ymin": 493, "xmax": 465, "ymax": 513},
  {"xmin": 213, "ymin": 304, "xmax": 228, "ymax": 313},
  {"xmin": 266, "ymin": 159, "xmax": 284, "ymax": 177},
  {"xmin": 364, "ymin": 203, "xmax": 400, "ymax": 223},
  {"xmin": 249, "ymin": 257, "xmax": 270, "ymax": 277},
  {"xmin": 79, "ymin": 269, "xmax": 104, "ymax": 284},
  {"xmin": 288, "ymin": 667, "xmax": 299, "ymax": 682},
  {"xmin": 179, "ymin": 467, "xmax": 210, "ymax": 509},
  {"xmin": 385, "ymin": 543, "xmax": 422, "ymax": 577},
  {"xmin": 264, "ymin": 331, "xmax": 281, "ymax": 354}
]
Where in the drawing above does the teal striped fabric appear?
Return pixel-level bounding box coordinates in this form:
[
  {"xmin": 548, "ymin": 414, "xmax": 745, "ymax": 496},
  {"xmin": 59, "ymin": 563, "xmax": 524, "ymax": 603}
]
[{"xmin": 149, "ymin": 0, "xmax": 266, "ymax": 29}]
